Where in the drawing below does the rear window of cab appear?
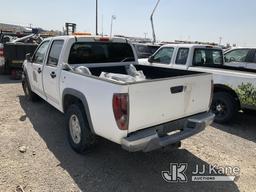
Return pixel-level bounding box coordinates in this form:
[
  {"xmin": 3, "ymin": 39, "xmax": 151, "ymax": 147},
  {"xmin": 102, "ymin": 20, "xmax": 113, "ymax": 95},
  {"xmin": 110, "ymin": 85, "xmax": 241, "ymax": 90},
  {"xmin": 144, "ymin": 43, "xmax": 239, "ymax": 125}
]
[{"xmin": 68, "ymin": 42, "xmax": 135, "ymax": 64}]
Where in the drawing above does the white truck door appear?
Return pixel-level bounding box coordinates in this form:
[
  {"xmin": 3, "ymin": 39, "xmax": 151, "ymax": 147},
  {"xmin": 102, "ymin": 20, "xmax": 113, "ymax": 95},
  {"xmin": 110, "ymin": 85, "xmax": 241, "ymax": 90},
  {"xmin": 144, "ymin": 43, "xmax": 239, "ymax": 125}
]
[
  {"xmin": 43, "ymin": 40, "xmax": 64, "ymax": 107},
  {"xmin": 31, "ymin": 41, "xmax": 50, "ymax": 99}
]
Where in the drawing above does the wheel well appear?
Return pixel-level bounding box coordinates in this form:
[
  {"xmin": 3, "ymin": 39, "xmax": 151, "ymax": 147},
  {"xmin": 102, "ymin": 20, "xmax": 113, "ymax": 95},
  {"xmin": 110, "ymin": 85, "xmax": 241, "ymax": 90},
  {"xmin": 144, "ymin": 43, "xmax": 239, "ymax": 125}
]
[
  {"xmin": 63, "ymin": 94, "xmax": 83, "ymax": 113},
  {"xmin": 214, "ymin": 84, "xmax": 241, "ymax": 109}
]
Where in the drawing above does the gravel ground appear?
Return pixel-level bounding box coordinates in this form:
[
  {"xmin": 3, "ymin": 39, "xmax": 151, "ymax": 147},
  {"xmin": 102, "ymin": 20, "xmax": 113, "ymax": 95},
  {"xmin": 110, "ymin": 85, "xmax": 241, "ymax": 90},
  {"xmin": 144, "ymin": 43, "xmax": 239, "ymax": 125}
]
[{"xmin": 0, "ymin": 75, "xmax": 255, "ymax": 192}]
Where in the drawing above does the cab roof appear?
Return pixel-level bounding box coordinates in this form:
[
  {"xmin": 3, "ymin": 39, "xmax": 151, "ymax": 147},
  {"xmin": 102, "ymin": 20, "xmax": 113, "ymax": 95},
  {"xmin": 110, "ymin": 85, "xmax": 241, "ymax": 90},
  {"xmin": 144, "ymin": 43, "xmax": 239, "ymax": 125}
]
[
  {"xmin": 44, "ymin": 35, "xmax": 129, "ymax": 43},
  {"xmin": 162, "ymin": 43, "xmax": 222, "ymax": 50}
]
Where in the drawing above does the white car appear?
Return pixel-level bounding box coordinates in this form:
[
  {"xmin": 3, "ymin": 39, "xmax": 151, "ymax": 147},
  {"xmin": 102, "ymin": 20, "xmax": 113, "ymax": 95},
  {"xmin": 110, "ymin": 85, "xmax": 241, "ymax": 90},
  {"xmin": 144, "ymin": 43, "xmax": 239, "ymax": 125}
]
[
  {"xmin": 224, "ymin": 47, "xmax": 256, "ymax": 70},
  {"xmin": 22, "ymin": 35, "xmax": 214, "ymax": 153}
]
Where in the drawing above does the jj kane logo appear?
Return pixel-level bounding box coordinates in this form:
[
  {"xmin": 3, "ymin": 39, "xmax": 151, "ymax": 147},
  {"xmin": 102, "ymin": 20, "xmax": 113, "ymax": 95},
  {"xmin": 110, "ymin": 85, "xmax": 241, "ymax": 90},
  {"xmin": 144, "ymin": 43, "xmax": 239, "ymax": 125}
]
[
  {"xmin": 162, "ymin": 163, "xmax": 188, "ymax": 183},
  {"xmin": 162, "ymin": 163, "xmax": 240, "ymax": 182}
]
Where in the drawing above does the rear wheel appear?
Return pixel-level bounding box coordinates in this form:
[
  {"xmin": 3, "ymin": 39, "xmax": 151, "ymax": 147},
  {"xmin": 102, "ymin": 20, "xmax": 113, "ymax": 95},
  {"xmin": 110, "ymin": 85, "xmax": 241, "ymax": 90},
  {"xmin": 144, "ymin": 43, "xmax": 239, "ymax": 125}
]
[
  {"xmin": 211, "ymin": 92, "xmax": 238, "ymax": 124},
  {"xmin": 22, "ymin": 75, "xmax": 39, "ymax": 102},
  {"xmin": 65, "ymin": 104, "xmax": 96, "ymax": 154}
]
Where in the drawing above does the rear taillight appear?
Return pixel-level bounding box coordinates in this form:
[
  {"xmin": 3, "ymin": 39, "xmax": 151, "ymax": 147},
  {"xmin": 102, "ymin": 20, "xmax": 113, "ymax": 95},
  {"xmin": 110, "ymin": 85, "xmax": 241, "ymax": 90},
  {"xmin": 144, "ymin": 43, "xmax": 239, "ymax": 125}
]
[
  {"xmin": 99, "ymin": 37, "xmax": 110, "ymax": 42},
  {"xmin": 0, "ymin": 48, "xmax": 4, "ymax": 57},
  {"xmin": 209, "ymin": 80, "xmax": 214, "ymax": 109},
  {"xmin": 112, "ymin": 93, "xmax": 129, "ymax": 130}
]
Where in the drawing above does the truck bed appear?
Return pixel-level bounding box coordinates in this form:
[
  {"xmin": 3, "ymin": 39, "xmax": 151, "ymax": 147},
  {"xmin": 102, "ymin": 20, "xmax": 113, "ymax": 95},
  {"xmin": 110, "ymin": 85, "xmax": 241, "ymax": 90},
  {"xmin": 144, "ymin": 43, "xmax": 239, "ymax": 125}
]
[{"xmin": 82, "ymin": 64, "xmax": 212, "ymax": 133}]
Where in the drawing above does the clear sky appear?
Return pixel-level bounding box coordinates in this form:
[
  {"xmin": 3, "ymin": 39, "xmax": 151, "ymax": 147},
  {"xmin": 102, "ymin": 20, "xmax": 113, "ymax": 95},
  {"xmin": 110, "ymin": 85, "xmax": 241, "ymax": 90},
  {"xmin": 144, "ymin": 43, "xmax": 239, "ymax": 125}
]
[{"xmin": 1, "ymin": 0, "xmax": 255, "ymax": 46}]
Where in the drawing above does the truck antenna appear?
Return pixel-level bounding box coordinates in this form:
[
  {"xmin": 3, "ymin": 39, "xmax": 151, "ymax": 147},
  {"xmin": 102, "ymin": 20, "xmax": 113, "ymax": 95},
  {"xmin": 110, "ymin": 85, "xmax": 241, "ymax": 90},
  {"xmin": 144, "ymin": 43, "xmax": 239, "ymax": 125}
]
[{"xmin": 151, "ymin": 0, "xmax": 161, "ymax": 44}]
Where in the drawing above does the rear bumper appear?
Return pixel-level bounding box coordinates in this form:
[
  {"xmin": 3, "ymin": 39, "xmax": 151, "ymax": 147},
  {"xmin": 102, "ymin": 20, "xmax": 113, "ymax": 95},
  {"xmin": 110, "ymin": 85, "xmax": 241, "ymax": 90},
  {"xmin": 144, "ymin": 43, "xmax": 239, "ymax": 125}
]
[{"xmin": 121, "ymin": 112, "xmax": 215, "ymax": 152}]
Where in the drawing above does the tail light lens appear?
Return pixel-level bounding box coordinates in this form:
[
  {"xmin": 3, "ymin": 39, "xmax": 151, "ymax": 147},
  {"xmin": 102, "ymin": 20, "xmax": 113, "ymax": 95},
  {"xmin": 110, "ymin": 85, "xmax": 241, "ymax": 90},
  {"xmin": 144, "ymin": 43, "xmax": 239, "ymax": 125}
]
[
  {"xmin": 112, "ymin": 93, "xmax": 129, "ymax": 130},
  {"xmin": 209, "ymin": 80, "xmax": 214, "ymax": 109},
  {"xmin": 0, "ymin": 48, "xmax": 4, "ymax": 57}
]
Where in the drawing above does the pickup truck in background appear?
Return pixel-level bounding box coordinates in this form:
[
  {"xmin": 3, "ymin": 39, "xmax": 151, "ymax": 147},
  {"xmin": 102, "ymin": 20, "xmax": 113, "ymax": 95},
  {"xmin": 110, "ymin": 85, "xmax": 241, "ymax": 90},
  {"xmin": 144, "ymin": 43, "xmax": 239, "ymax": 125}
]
[
  {"xmin": 22, "ymin": 36, "xmax": 214, "ymax": 153},
  {"xmin": 132, "ymin": 43, "xmax": 160, "ymax": 59},
  {"xmin": 224, "ymin": 47, "xmax": 256, "ymax": 70},
  {"xmin": 139, "ymin": 44, "xmax": 256, "ymax": 124}
]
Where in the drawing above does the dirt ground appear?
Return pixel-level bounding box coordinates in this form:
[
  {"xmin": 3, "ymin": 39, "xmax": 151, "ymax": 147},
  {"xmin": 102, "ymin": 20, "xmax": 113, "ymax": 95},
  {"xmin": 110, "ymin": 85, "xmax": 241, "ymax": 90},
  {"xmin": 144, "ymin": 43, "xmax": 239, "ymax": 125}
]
[{"xmin": 0, "ymin": 75, "xmax": 255, "ymax": 192}]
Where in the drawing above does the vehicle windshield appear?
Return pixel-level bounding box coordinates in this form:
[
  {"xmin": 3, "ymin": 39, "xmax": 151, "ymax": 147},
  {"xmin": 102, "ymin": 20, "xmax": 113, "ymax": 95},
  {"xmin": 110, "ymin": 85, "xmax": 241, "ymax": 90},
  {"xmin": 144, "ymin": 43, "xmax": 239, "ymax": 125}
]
[
  {"xmin": 135, "ymin": 44, "xmax": 160, "ymax": 58},
  {"xmin": 68, "ymin": 42, "xmax": 135, "ymax": 64},
  {"xmin": 193, "ymin": 48, "xmax": 223, "ymax": 66}
]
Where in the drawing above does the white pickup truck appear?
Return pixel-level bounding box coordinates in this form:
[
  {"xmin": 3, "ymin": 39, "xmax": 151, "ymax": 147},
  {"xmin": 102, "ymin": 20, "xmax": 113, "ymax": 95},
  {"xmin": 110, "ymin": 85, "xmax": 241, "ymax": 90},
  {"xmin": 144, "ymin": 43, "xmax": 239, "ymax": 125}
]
[
  {"xmin": 139, "ymin": 44, "xmax": 256, "ymax": 123},
  {"xmin": 22, "ymin": 36, "xmax": 214, "ymax": 153}
]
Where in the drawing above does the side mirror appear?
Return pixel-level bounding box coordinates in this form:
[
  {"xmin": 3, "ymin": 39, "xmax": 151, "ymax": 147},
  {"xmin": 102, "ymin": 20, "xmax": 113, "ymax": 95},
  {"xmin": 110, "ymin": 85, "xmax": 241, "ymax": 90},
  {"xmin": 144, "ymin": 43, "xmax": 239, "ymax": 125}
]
[
  {"xmin": 148, "ymin": 55, "xmax": 154, "ymax": 63},
  {"xmin": 26, "ymin": 53, "xmax": 32, "ymax": 62},
  {"xmin": 62, "ymin": 63, "xmax": 74, "ymax": 71}
]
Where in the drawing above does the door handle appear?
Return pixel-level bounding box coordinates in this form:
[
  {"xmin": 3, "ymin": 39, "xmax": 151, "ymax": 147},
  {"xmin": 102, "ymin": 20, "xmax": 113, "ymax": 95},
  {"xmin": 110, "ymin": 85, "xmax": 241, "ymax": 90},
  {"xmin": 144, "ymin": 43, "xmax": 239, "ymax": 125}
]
[
  {"xmin": 50, "ymin": 72, "xmax": 56, "ymax": 78},
  {"xmin": 170, "ymin": 86, "xmax": 184, "ymax": 94},
  {"xmin": 37, "ymin": 68, "xmax": 42, "ymax": 74}
]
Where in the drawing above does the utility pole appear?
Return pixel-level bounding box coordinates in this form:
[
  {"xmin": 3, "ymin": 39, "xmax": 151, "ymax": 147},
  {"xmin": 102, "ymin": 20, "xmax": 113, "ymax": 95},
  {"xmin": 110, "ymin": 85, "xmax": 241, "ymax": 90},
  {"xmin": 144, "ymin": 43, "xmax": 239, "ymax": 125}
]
[
  {"xmin": 144, "ymin": 32, "xmax": 148, "ymax": 39},
  {"xmin": 96, "ymin": 0, "xmax": 98, "ymax": 35},
  {"xmin": 110, "ymin": 15, "xmax": 116, "ymax": 37},
  {"xmin": 219, "ymin": 37, "xmax": 222, "ymax": 45},
  {"xmin": 101, "ymin": 14, "xmax": 104, "ymax": 36},
  {"xmin": 151, "ymin": 0, "xmax": 161, "ymax": 44}
]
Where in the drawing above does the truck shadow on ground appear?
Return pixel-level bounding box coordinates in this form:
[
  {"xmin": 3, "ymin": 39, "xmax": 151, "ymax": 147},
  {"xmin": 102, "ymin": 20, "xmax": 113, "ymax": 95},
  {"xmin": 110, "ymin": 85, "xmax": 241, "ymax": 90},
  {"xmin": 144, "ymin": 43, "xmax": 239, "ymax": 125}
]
[
  {"xmin": 0, "ymin": 75, "xmax": 21, "ymax": 84},
  {"xmin": 212, "ymin": 111, "xmax": 256, "ymax": 143},
  {"xmin": 19, "ymin": 96, "xmax": 239, "ymax": 192}
]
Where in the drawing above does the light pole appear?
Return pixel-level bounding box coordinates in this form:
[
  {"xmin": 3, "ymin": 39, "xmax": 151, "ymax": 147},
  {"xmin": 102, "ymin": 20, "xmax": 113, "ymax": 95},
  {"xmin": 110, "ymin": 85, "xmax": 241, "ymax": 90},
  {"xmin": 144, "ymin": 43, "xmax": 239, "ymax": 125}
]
[
  {"xmin": 96, "ymin": 0, "xmax": 98, "ymax": 35},
  {"xmin": 151, "ymin": 0, "xmax": 161, "ymax": 44},
  {"xmin": 219, "ymin": 37, "xmax": 222, "ymax": 45},
  {"xmin": 110, "ymin": 15, "xmax": 116, "ymax": 37},
  {"xmin": 144, "ymin": 32, "xmax": 148, "ymax": 39}
]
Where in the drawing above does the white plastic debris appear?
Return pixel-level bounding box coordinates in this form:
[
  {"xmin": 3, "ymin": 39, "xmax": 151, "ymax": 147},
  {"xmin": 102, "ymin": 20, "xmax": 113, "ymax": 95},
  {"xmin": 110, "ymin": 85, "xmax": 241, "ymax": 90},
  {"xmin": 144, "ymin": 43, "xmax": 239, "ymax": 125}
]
[
  {"xmin": 100, "ymin": 72, "xmax": 136, "ymax": 83},
  {"xmin": 125, "ymin": 64, "xmax": 146, "ymax": 81},
  {"xmin": 99, "ymin": 64, "xmax": 146, "ymax": 83}
]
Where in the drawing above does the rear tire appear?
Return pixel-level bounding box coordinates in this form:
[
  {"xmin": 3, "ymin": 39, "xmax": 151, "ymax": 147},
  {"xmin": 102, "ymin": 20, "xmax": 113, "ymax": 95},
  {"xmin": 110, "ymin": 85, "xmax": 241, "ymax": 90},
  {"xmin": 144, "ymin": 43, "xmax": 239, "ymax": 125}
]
[
  {"xmin": 65, "ymin": 104, "xmax": 96, "ymax": 154},
  {"xmin": 211, "ymin": 92, "xmax": 238, "ymax": 124},
  {"xmin": 22, "ymin": 75, "xmax": 40, "ymax": 102}
]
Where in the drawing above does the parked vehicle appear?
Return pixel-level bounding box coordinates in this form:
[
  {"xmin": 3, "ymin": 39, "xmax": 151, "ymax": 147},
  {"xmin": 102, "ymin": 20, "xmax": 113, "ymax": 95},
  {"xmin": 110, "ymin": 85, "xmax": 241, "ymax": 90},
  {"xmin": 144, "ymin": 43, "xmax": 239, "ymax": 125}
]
[
  {"xmin": 133, "ymin": 43, "xmax": 160, "ymax": 59},
  {"xmin": 139, "ymin": 44, "xmax": 256, "ymax": 124},
  {"xmin": 22, "ymin": 36, "xmax": 214, "ymax": 153},
  {"xmin": 0, "ymin": 32, "xmax": 39, "ymax": 79},
  {"xmin": 224, "ymin": 47, "xmax": 256, "ymax": 70}
]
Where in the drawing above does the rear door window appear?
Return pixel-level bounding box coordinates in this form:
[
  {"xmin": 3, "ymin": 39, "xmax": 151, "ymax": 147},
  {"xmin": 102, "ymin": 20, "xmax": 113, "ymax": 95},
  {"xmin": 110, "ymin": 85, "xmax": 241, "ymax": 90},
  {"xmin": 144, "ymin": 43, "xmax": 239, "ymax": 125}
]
[
  {"xmin": 68, "ymin": 42, "xmax": 135, "ymax": 64},
  {"xmin": 193, "ymin": 49, "xmax": 223, "ymax": 66},
  {"xmin": 175, "ymin": 48, "xmax": 189, "ymax": 65}
]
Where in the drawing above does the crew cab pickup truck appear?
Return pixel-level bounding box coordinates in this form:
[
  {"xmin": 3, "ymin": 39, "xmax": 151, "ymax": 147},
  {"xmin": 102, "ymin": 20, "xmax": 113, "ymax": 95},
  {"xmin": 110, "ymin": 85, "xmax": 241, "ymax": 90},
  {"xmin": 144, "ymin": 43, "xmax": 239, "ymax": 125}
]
[
  {"xmin": 22, "ymin": 36, "xmax": 214, "ymax": 153},
  {"xmin": 139, "ymin": 44, "xmax": 256, "ymax": 124}
]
